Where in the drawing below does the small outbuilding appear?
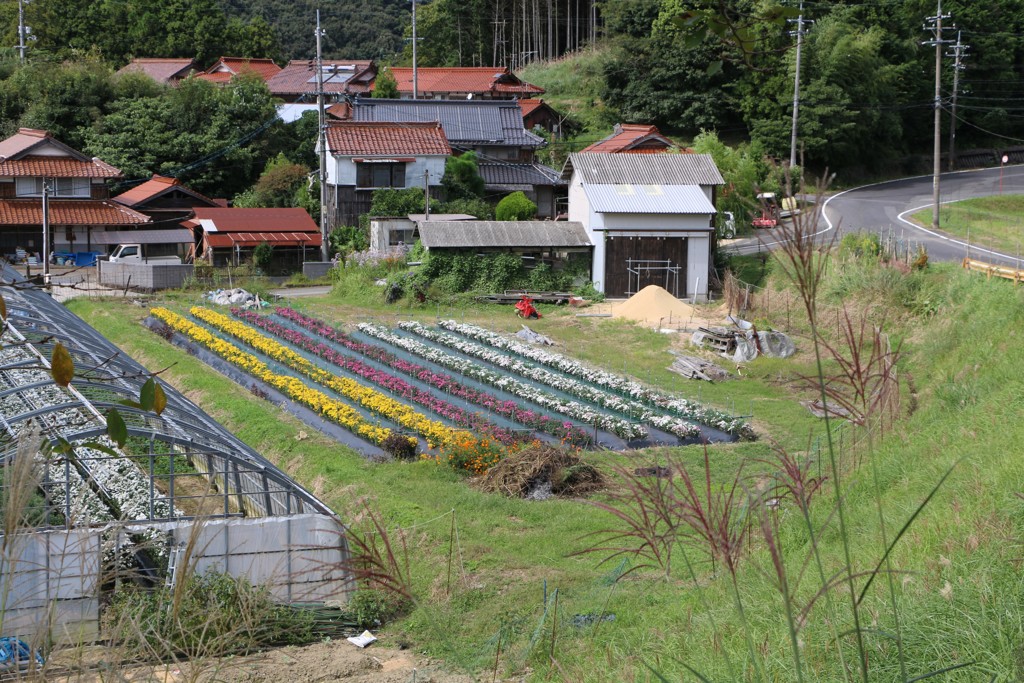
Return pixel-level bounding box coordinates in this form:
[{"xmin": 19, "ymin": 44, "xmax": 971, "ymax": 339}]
[
  {"xmin": 186, "ymin": 207, "xmax": 322, "ymax": 269},
  {"xmin": 563, "ymin": 153, "xmax": 724, "ymax": 301},
  {"xmin": 418, "ymin": 219, "xmax": 592, "ymax": 271}
]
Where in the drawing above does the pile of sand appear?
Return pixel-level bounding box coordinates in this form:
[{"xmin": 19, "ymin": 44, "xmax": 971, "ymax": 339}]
[{"xmin": 612, "ymin": 285, "xmax": 697, "ymax": 325}]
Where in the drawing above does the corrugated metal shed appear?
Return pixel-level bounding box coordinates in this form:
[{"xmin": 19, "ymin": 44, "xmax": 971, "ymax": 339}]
[
  {"xmin": 478, "ymin": 162, "xmax": 564, "ymax": 189},
  {"xmin": 582, "ymin": 184, "xmax": 716, "ymax": 215},
  {"xmin": 90, "ymin": 228, "xmax": 195, "ymax": 245},
  {"xmin": 562, "ymin": 153, "xmax": 725, "ymax": 186},
  {"xmin": 419, "ymin": 221, "xmax": 591, "ymax": 249}
]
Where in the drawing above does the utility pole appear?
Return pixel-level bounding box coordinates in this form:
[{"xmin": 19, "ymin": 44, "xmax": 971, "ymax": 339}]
[
  {"xmin": 17, "ymin": 0, "xmax": 28, "ymax": 63},
  {"xmin": 947, "ymin": 30, "xmax": 967, "ymax": 171},
  {"xmin": 924, "ymin": 1, "xmax": 951, "ymax": 230},
  {"xmin": 316, "ymin": 10, "xmax": 330, "ymax": 262},
  {"xmin": 42, "ymin": 179, "xmax": 50, "ymax": 285},
  {"xmin": 788, "ymin": 0, "xmax": 805, "ymax": 171},
  {"xmin": 412, "ymin": 0, "xmax": 419, "ymax": 99}
]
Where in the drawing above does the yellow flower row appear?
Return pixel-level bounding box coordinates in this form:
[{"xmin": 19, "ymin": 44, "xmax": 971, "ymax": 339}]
[
  {"xmin": 150, "ymin": 307, "xmax": 398, "ymax": 448},
  {"xmin": 189, "ymin": 307, "xmax": 470, "ymax": 449}
]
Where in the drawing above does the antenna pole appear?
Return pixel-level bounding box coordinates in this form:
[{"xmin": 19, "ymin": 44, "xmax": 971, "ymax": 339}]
[
  {"xmin": 412, "ymin": 0, "xmax": 419, "ymax": 99},
  {"xmin": 316, "ymin": 10, "xmax": 330, "ymax": 261}
]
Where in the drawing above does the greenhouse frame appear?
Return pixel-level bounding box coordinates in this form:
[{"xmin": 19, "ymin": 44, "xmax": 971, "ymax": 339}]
[{"xmin": 0, "ymin": 267, "xmax": 352, "ymax": 643}]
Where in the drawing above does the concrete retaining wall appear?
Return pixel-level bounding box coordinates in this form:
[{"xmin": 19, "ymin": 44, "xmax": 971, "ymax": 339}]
[
  {"xmin": 97, "ymin": 260, "xmax": 194, "ymax": 291},
  {"xmin": 302, "ymin": 261, "xmax": 335, "ymax": 280}
]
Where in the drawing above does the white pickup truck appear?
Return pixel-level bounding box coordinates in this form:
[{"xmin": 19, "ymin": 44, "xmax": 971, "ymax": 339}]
[{"xmin": 108, "ymin": 243, "xmax": 182, "ymax": 265}]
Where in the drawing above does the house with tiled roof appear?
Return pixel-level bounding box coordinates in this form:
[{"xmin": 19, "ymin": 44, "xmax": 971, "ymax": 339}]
[
  {"xmin": 197, "ymin": 57, "xmax": 282, "ymax": 85},
  {"xmin": 269, "ymin": 60, "xmax": 375, "ymax": 102},
  {"xmin": 519, "ymin": 98, "xmax": 568, "ymax": 137},
  {"xmin": 580, "ymin": 123, "xmax": 684, "ymax": 155},
  {"xmin": 116, "ymin": 58, "xmax": 197, "ymax": 85},
  {"xmin": 350, "ymin": 99, "xmax": 545, "ymax": 162},
  {"xmin": 563, "ymin": 153, "xmax": 724, "ymax": 300},
  {"xmin": 184, "ymin": 207, "xmax": 321, "ymax": 268},
  {"xmin": 112, "ymin": 175, "xmax": 224, "ymax": 223},
  {"xmin": 0, "ymin": 128, "xmax": 150, "ymax": 260},
  {"xmin": 384, "ymin": 67, "xmax": 543, "ymax": 100},
  {"xmin": 323, "ymin": 121, "xmax": 451, "ymax": 228}
]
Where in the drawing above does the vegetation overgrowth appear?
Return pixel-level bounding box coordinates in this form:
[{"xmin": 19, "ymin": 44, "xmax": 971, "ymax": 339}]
[
  {"xmin": 69, "ymin": 240, "xmax": 1024, "ymax": 679},
  {"xmin": 910, "ymin": 194, "xmax": 1024, "ymax": 257}
]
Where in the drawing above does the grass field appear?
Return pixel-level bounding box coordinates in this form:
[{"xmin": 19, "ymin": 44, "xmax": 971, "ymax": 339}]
[
  {"xmin": 67, "ymin": 258, "xmax": 1024, "ymax": 681},
  {"xmin": 910, "ymin": 194, "xmax": 1024, "ymax": 257}
]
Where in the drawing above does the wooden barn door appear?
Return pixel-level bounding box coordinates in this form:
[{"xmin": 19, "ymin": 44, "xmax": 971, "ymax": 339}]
[{"xmin": 604, "ymin": 235, "xmax": 687, "ymax": 298}]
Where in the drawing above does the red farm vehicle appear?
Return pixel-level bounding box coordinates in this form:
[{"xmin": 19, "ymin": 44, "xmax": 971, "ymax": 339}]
[
  {"xmin": 752, "ymin": 192, "xmax": 801, "ymax": 229},
  {"xmin": 514, "ymin": 295, "xmax": 542, "ymax": 319}
]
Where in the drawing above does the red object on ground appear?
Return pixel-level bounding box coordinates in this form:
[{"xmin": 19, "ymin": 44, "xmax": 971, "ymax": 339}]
[{"xmin": 515, "ymin": 295, "xmax": 542, "ymax": 319}]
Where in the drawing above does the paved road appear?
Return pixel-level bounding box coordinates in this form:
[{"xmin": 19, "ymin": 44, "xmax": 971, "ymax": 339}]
[{"xmin": 730, "ymin": 165, "xmax": 1024, "ymax": 267}]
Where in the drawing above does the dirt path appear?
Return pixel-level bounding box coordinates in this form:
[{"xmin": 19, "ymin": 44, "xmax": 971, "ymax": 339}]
[{"xmin": 47, "ymin": 641, "xmax": 475, "ymax": 683}]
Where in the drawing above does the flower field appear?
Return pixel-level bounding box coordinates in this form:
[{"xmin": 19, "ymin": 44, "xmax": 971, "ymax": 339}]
[
  {"xmin": 436, "ymin": 320, "xmax": 754, "ymax": 437},
  {"xmin": 151, "ymin": 307, "xmax": 401, "ymax": 450},
  {"xmin": 149, "ymin": 306, "xmax": 748, "ymax": 471}
]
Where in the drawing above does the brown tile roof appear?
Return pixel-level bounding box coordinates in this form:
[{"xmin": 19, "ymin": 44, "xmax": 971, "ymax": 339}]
[
  {"xmin": 116, "ymin": 58, "xmax": 196, "ymax": 83},
  {"xmin": 198, "ymin": 57, "xmax": 282, "ymax": 83},
  {"xmin": 326, "ymin": 121, "xmax": 451, "ymax": 157},
  {"xmin": 327, "ymin": 102, "xmax": 352, "ymax": 120},
  {"xmin": 0, "ymin": 200, "xmax": 150, "ymax": 226},
  {"xmin": 188, "ymin": 207, "xmax": 319, "ymax": 234},
  {"xmin": 518, "ymin": 99, "xmax": 545, "ymax": 116},
  {"xmin": 0, "ymin": 155, "xmax": 122, "ymax": 178},
  {"xmin": 267, "ymin": 60, "xmax": 375, "ymax": 97},
  {"xmin": 386, "ymin": 67, "xmax": 544, "ymax": 96},
  {"xmin": 112, "ymin": 175, "xmax": 219, "ymax": 208},
  {"xmin": 0, "ymin": 128, "xmax": 50, "ymax": 159},
  {"xmin": 580, "ymin": 123, "xmax": 681, "ymax": 154}
]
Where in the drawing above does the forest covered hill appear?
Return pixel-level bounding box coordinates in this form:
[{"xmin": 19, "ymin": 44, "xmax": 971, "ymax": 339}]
[{"xmin": 2, "ymin": 0, "xmax": 1024, "ymax": 178}]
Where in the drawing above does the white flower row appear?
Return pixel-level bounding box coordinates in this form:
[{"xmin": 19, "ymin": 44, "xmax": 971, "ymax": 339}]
[
  {"xmin": 397, "ymin": 322, "xmax": 703, "ymax": 440},
  {"xmin": 357, "ymin": 323, "xmax": 648, "ymax": 440},
  {"xmin": 437, "ymin": 320, "xmax": 753, "ymax": 437}
]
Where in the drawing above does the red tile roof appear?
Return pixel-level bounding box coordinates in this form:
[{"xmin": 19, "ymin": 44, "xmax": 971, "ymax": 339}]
[
  {"xmin": 386, "ymin": 67, "xmax": 544, "ymax": 96},
  {"xmin": 188, "ymin": 207, "xmax": 319, "ymax": 234},
  {"xmin": 204, "ymin": 231, "xmax": 322, "ymax": 248},
  {"xmin": 580, "ymin": 123, "xmax": 681, "ymax": 154},
  {"xmin": 0, "ymin": 155, "xmax": 122, "ymax": 178},
  {"xmin": 116, "ymin": 58, "xmax": 196, "ymax": 83},
  {"xmin": 112, "ymin": 175, "xmax": 219, "ymax": 208},
  {"xmin": 198, "ymin": 57, "xmax": 282, "ymax": 83},
  {"xmin": 326, "ymin": 121, "xmax": 451, "ymax": 157},
  {"xmin": 267, "ymin": 60, "xmax": 375, "ymax": 97},
  {"xmin": 518, "ymin": 99, "xmax": 545, "ymax": 116},
  {"xmin": 0, "ymin": 200, "xmax": 150, "ymax": 226}
]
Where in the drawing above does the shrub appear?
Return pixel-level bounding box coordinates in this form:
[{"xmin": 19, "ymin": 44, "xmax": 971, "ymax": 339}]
[
  {"xmin": 495, "ymin": 191, "xmax": 537, "ymax": 221},
  {"xmin": 382, "ymin": 432, "xmax": 418, "ymax": 460},
  {"xmin": 105, "ymin": 571, "xmax": 317, "ymax": 657},
  {"xmin": 253, "ymin": 242, "xmax": 273, "ymax": 273},
  {"xmin": 348, "ymin": 588, "xmax": 411, "ymax": 629},
  {"xmin": 839, "ymin": 231, "xmax": 881, "ymax": 259}
]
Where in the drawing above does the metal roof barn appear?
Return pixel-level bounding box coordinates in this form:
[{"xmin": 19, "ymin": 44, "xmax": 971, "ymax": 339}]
[
  {"xmin": 582, "ymin": 184, "xmax": 717, "ymax": 215},
  {"xmin": 563, "ymin": 153, "xmax": 725, "ymax": 186},
  {"xmin": 419, "ymin": 220, "xmax": 591, "ymax": 249}
]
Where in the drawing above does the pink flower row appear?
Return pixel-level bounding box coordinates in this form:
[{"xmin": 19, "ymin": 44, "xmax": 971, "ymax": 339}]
[
  {"xmin": 271, "ymin": 306, "xmax": 593, "ymax": 447},
  {"xmin": 231, "ymin": 308, "xmax": 521, "ymax": 446}
]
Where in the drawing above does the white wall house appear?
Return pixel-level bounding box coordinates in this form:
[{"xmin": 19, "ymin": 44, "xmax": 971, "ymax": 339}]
[
  {"xmin": 564, "ymin": 153, "xmax": 724, "ymax": 301},
  {"xmin": 323, "ymin": 121, "xmax": 451, "ymax": 228}
]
